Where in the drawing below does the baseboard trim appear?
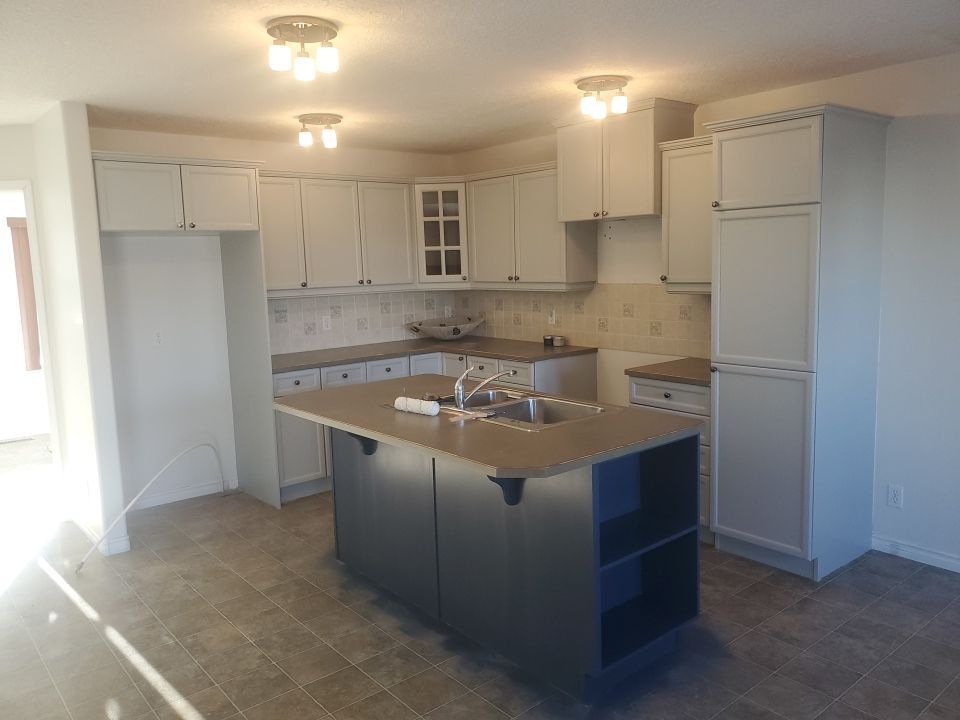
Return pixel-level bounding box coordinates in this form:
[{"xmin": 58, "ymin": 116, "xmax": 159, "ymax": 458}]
[
  {"xmin": 133, "ymin": 480, "xmax": 223, "ymax": 510},
  {"xmin": 872, "ymin": 534, "xmax": 960, "ymax": 573},
  {"xmin": 99, "ymin": 534, "xmax": 131, "ymax": 556},
  {"xmin": 280, "ymin": 477, "xmax": 332, "ymax": 503}
]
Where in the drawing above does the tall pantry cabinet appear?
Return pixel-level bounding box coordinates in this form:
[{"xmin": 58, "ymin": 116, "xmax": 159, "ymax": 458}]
[{"xmin": 706, "ymin": 106, "xmax": 889, "ymax": 580}]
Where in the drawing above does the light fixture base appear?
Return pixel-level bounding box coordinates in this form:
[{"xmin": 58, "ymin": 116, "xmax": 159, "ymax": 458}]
[
  {"xmin": 267, "ymin": 16, "xmax": 338, "ymax": 44},
  {"xmin": 298, "ymin": 113, "xmax": 343, "ymax": 127},
  {"xmin": 576, "ymin": 75, "xmax": 629, "ymax": 93}
]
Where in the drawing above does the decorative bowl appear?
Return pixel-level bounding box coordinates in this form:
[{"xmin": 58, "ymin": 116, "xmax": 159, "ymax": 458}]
[{"xmin": 406, "ymin": 315, "xmax": 485, "ymax": 340}]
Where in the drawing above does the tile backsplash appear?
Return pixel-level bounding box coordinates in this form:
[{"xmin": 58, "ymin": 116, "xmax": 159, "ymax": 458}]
[{"xmin": 268, "ymin": 284, "xmax": 710, "ymax": 358}]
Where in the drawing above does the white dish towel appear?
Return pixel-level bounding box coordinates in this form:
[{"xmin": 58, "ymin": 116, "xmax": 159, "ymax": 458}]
[{"xmin": 394, "ymin": 397, "xmax": 441, "ymax": 416}]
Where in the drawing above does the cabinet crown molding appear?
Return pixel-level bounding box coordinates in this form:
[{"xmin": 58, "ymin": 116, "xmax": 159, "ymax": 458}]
[
  {"xmin": 552, "ymin": 97, "xmax": 697, "ymax": 129},
  {"xmin": 703, "ymin": 104, "xmax": 892, "ymax": 133},
  {"xmin": 658, "ymin": 135, "xmax": 713, "ymax": 151},
  {"xmin": 91, "ymin": 150, "xmax": 263, "ymax": 168},
  {"xmin": 416, "ymin": 161, "xmax": 557, "ymax": 185}
]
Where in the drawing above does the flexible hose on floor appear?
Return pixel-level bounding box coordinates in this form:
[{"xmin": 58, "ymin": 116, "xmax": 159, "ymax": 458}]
[{"xmin": 75, "ymin": 443, "xmax": 225, "ymax": 575}]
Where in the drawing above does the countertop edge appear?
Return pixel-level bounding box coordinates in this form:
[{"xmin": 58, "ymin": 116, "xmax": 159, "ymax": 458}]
[{"xmin": 623, "ymin": 357, "xmax": 712, "ymax": 387}]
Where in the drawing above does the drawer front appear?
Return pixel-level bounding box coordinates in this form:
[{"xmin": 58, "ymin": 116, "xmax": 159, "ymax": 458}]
[
  {"xmin": 467, "ymin": 356, "xmax": 499, "ymax": 380},
  {"xmin": 629, "ymin": 377, "xmax": 710, "ymax": 415},
  {"xmin": 700, "ymin": 475, "xmax": 711, "ymax": 527},
  {"xmin": 700, "ymin": 444, "xmax": 711, "ymax": 477},
  {"xmin": 442, "ymin": 353, "xmax": 467, "ymax": 377},
  {"xmin": 366, "ymin": 356, "xmax": 410, "ymax": 382},
  {"xmin": 633, "ymin": 405, "xmax": 710, "ymax": 447},
  {"xmin": 410, "ymin": 352, "xmax": 443, "ymax": 375},
  {"xmin": 320, "ymin": 362, "xmax": 367, "ymax": 388},
  {"xmin": 273, "ymin": 369, "xmax": 320, "ymax": 397},
  {"xmin": 498, "ymin": 360, "xmax": 534, "ymax": 388}
]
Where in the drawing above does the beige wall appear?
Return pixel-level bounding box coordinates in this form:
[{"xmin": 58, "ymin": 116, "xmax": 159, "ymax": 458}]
[{"xmin": 449, "ymin": 133, "xmax": 555, "ymax": 175}]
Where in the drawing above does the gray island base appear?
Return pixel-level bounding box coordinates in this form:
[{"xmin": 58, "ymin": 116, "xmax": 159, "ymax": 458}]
[{"xmin": 274, "ymin": 375, "xmax": 702, "ymax": 701}]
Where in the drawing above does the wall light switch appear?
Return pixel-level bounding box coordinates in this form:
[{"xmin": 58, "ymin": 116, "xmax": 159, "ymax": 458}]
[
  {"xmin": 321, "ymin": 315, "xmax": 332, "ymax": 330},
  {"xmin": 444, "ymin": 305, "xmax": 452, "ymax": 318},
  {"xmin": 153, "ymin": 332, "xmax": 162, "ymax": 346},
  {"xmin": 547, "ymin": 308, "xmax": 557, "ymax": 325}
]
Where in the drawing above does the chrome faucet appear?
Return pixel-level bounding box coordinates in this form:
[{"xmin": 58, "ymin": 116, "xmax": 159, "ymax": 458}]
[{"xmin": 454, "ymin": 367, "xmax": 517, "ymax": 410}]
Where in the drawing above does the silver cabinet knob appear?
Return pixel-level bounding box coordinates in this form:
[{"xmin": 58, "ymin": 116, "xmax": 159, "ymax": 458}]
[
  {"xmin": 514, "ymin": 276, "xmax": 519, "ymax": 281},
  {"xmin": 300, "ymin": 281, "xmax": 307, "ymax": 288},
  {"xmin": 508, "ymin": 276, "xmax": 514, "ymax": 281},
  {"xmin": 176, "ymin": 222, "xmax": 184, "ymax": 229},
  {"xmin": 478, "ymin": 365, "xmax": 484, "ymax": 370},
  {"xmin": 711, "ymin": 201, "xmax": 720, "ymax": 208},
  {"xmin": 385, "ymin": 367, "xmax": 391, "ymax": 373},
  {"xmin": 710, "ymin": 366, "xmax": 718, "ymax": 373},
  {"xmin": 358, "ymin": 279, "xmax": 364, "ymax": 284},
  {"xmin": 592, "ymin": 211, "xmax": 600, "ymax": 218},
  {"xmin": 458, "ymin": 356, "xmax": 464, "ymax": 361},
  {"xmin": 294, "ymin": 379, "xmax": 300, "ymax": 386},
  {"xmin": 342, "ymin": 373, "xmax": 348, "ymax": 379},
  {"xmin": 188, "ymin": 222, "xmax": 196, "ymax": 228},
  {"xmin": 663, "ymin": 392, "xmax": 672, "ymax": 399}
]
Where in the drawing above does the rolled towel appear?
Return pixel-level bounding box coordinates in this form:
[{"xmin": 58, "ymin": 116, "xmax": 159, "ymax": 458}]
[{"xmin": 394, "ymin": 397, "xmax": 441, "ymax": 416}]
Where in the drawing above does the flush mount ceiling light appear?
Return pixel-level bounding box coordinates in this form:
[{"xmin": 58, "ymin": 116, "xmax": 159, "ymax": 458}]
[
  {"xmin": 576, "ymin": 75, "xmax": 629, "ymax": 119},
  {"xmin": 266, "ymin": 16, "xmax": 340, "ymax": 79},
  {"xmin": 297, "ymin": 113, "xmax": 342, "ymax": 149}
]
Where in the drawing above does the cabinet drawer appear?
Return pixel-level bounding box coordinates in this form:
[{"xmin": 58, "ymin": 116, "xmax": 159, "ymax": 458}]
[
  {"xmin": 273, "ymin": 369, "xmax": 320, "ymax": 397},
  {"xmin": 366, "ymin": 356, "xmax": 410, "ymax": 382},
  {"xmin": 498, "ymin": 360, "xmax": 534, "ymax": 388},
  {"xmin": 466, "ymin": 356, "xmax": 499, "ymax": 379},
  {"xmin": 320, "ymin": 362, "xmax": 367, "ymax": 387},
  {"xmin": 700, "ymin": 444, "xmax": 711, "ymax": 477},
  {"xmin": 410, "ymin": 352, "xmax": 443, "ymax": 375},
  {"xmin": 442, "ymin": 353, "xmax": 467, "ymax": 377},
  {"xmin": 629, "ymin": 377, "xmax": 710, "ymax": 416},
  {"xmin": 634, "ymin": 405, "xmax": 710, "ymax": 447}
]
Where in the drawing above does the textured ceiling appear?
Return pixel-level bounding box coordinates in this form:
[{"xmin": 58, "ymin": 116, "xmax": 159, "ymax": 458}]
[{"xmin": 3, "ymin": 0, "xmax": 960, "ymax": 153}]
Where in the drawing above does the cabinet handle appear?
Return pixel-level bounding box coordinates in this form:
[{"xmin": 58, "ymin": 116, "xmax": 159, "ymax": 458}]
[
  {"xmin": 601, "ymin": 210, "xmax": 608, "ymax": 217},
  {"xmin": 660, "ymin": 275, "xmax": 667, "ymax": 282},
  {"xmin": 176, "ymin": 222, "xmax": 184, "ymax": 229},
  {"xmin": 188, "ymin": 222, "xmax": 196, "ymax": 228},
  {"xmin": 366, "ymin": 279, "xmax": 372, "ymax": 284},
  {"xmin": 663, "ymin": 392, "xmax": 672, "ymax": 399},
  {"xmin": 342, "ymin": 373, "xmax": 349, "ymax": 379},
  {"xmin": 592, "ymin": 211, "xmax": 600, "ymax": 218},
  {"xmin": 462, "ymin": 275, "xmax": 467, "ymax": 281},
  {"xmin": 294, "ymin": 379, "xmax": 301, "ymax": 386},
  {"xmin": 508, "ymin": 276, "xmax": 514, "ymax": 281},
  {"xmin": 358, "ymin": 279, "xmax": 364, "ymax": 285},
  {"xmin": 385, "ymin": 367, "xmax": 391, "ymax": 373},
  {"xmin": 300, "ymin": 281, "xmax": 307, "ymax": 288},
  {"xmin": 458, "ymin": 356, "xmax": 464, "ymax": 361},
  {"xmin": 711, "ymin": 201, "xmax": 720, "ymax": 208},
  {"xmin": 478, "ymin": 365, "xmax": 485, "ymax": 370},
  {"xmin": 514, "ymin": 276, "xmax": 519, "ymax": 281},
  {"xmin": 710, "ymin": 366, "xmax": 718, "ymax": 373}
]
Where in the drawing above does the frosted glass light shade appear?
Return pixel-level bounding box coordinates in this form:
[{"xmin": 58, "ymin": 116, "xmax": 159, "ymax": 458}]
[
  {"xmin": 294, "ymin": 51, "xmax": 316, "ymax": 81},
  {"xmin": 298, "ymin": 128, "xmax": 314, "ymax": 147},
  {"xmin": 580, "ymin": 92, "xmax": 596, "ymax": 115},
  {"xmin": 316, "ymin": 42, "xmax": 339, "ymax": 73},
  {"xmin": 269, "ymin": 40, "xmax": 292, "ymax": 71},
  {"xmin": 611, "ymin": 92, "xmax": 628, "ymax": 114},
  {"xmin": 321, "ymin": 125, "xmax": 338, "ymax": 148},
  {"xmin": 591, "ymin": 99, "xmax": 608, "ymax": 120}
]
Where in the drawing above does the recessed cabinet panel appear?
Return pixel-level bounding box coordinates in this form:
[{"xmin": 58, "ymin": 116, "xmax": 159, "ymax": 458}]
[
  {"xmin": 358, "ymin": 182, "xmax": 414, "ymax": 286},
  {"xmin": 301, "ymin": 179, "xmax": 363, "ymax": 288},
  {"xmin": 515, "ymin": 170, "xmax": 565, "ymax": 283},
  {"xmin": 275, "ymin": 412, "xmax": 326, "ymax": 487},
  {"xmin": 714, "ymin": 116, "xmax": 823, "ymax": 210},
  {"xmin": 469, "ymin": 176, "xmax": 516, "ymax": 283},
  {"xmin": 603, "ymin": 109, "xmax": 655, "ymax": 218},
  {"xmin": 713, "ymin": 365, "xmax": 814, "ymax": 558},
  {"xmin": 94, "ymin": 161, "xmax": 184, "ymax": 232},
  {"xmin": 180, "ymin": 165, "xmax": 259, "ymax": 231},
  {"xmin": 557, "ymin": 121, "xmax": 603, "ymax": 222},
  {"xmin": 442, "ymin": 353, "xmax": 467, "ymax": 377},
  {"xmin": 259, "ymin": 177, "xmax": 306, "ymax": 290},
  {"xmin": 661, "ymin": 142, "xmax": 713, "ymax": 290},
  {"xmin": 713, "ymin": 206, "xmax": 819, "ymax": 371}
]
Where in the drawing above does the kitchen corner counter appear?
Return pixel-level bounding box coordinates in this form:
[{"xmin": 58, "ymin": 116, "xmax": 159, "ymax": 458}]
[
  {"xmin": 624, "ymin": 357, "xmax": 712, "ymax": 387},
  {"xmin": 272, "ymin": 337, "xmax": 598, "ymax": 373},
  {"xmin": 273, "ymin": 374, "xmax": 701, "ymax": 478}
]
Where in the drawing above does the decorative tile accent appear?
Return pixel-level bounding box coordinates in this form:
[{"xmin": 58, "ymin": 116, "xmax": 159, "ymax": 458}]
[
  {"xmin": 532, "ymin": 300, "xmax": 541, "ymax": 312},
  {"xmin": 304, "ymin": 322, "xmax": 316, "ymax": 336},
  {"xmin": 380, "ymin": 302, "xmax": 392, "ymax": 315},
  {"xmin": 622, "ymin": 303, "xmax": 634, "ymax": 318},
  {"xmin": 495, "ymin": 298, "xmax": 503, "ymax": 311},
  {"xmin": 598, "ymin": 318, "xmax": 609, "ymax": 332},
  {"xmin": 273, "ymin": 307, "xmax": 288, "ymax": 324},
  {"xmin": 574, "ymin": 301, "xmax": 585, "ymax": 314},
  {"xmin": 680, "ymin": 304, "xmax": 693, "ymax": 320},
  {"xmin": 356, "ymin": 318, "xmax": 368, "ymax": 331},
  {"xmin": 512, "ymin": 313, "xmax": 522, "ymax": 326},
  {"xmin": 650, "ymin": 321, "xmax": 663, "ymax": 337},
  {"xmin": 330, "ymin": 304, "xmax": 342, "ymax": 318},
  {"xmin": 425, "ymin": 297, "xmax": 435, "ymax": 310}
]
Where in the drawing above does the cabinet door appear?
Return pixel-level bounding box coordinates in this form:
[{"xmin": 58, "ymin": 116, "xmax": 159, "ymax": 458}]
[
  {"xmin": 442, "ymin": 352, "xmax": 467, "ymax": 377},
  {"xmin": 469, "ymin": 176, "xmax": 516, "ymax": 283},
  {"xmin": 713, "ymin": 205, "xmax": 819, "ymax": 372},
  {"xmin": 301, "ymin": 179, "xmax": 363, "ymax": 288},
  {"xmin": 603, "ymin": 109, "xmax": 655, "ymax": 218},
  {"xmin": 94, "ymin": 161, "xmax": 184, "ymax": 232},
  {"xmin": 415, "ymin": 184, "xmax": 468, "ymax": 283},
  {"xmin": 180, "ymin": 165, "xmax": 259, "ymax": 231},
  {"xmin": 713, "ymin": 364, "xmax": 814, "ymax": 558},
  {"xmin": 358, "ymin": 182, "xmax": 414, "ymax": 286},
  {"xmin": 515, "ymin": 169, "xmax": 564, "ymax": 283},
  {"xmin": 714, "ymin": 116, "xmax": 822, "ymax": 210},
  {"xmin": 557, "ymin": 122, "xmax": 603, "ymax": 222},
  {"xmin": 259, "ymin": 177, "xmax": 306, "ymax": 290},
  {"xmin": 411, "ymin": 353, "xmax": 443, "ymax": 375},
  {"xmin": 661, "ymin": 144, "xmax": 713, "ymax": 289},
  {"xmin": 275, "ymin": 412, "xmax": 326, "ymax": 487}
]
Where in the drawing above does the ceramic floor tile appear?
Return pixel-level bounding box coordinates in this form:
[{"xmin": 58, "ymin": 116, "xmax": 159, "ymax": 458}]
[
  {"xmin": 277, "ymin": 643, "xmax": 351, "ymax": 685},
  {"xmin": 303, "ymin": 666, "xmax": 379, "ymax": 713},
  {"xmin": 219, "ymin": 663, "xmax": 297, "ymax": 710},
  {"xmin": 335, "ymin": 690, "xmax": 418, "ymax": 720},
  {"xmin": 359, "ymin": 645, "xmax": 431, "ymax": 687},
  {"xmin": 389, "ymin": 668, "xmax": 469, "ymax": 715},
  {"xmin": 243, "ymin": 688, "xmax": 328, "ymax": 720},
  {"xmin": 841, "ymin": 676, "xmax": 929, "ymax": 720}
]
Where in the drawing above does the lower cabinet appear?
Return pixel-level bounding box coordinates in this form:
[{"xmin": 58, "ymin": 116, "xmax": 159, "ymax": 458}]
[
  {"xmin": 442, "ymin": 352, "xmax": 467, "ymax": 377},
  {"xmin": 410, "ymin": 352, "xmax": 442, "ymax": 375},
  {"xmin": 273, "ymin": 369, "xmax": 328, "ymax": 490}
]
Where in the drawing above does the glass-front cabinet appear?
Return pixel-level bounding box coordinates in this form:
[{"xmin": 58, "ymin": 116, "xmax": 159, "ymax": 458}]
[{"xmin": 415, "ymin": 183, "xmax": 469, "ymax": 284}]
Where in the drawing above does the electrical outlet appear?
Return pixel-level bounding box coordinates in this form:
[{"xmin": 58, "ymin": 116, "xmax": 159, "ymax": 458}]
[
  {"xmin": 153, "ymin": 332, "xmax": 162, "ymax": 346},
  {"xmin": 887, "ymin": 484, "xmax": 904, "ymax": 509},
  {"xmin": 321, "ymin": 315, "xmax": 332, "ymax": 330},
  {"xmin": 444, "ymin": 305, "xmax": 452, "ymax": 318},
  {"xmin": 547, "ymin": 308, "xmax": 557, "ymax": 325}
]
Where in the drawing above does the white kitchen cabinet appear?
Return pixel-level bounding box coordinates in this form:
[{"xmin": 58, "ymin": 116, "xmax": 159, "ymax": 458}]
[
  {"xmin": 180, "ymin": 165, "xmax": 259, "ymax": 232},
  {"xmin": 366, "ymin": 356, "xmax": 410, "ymax": 382},
  {"xmin": 712, "ymin": 205, "xmax": 820, "ymax": 372},
  {"xmin": 442, "ymin": 352, "xmax": 467, "ymax": 377},
  {"xmin": 302, "ymin": 179, "xmax": 363, "ymax": 289},
  {"xmin": 415, "ymin": 183, "xmax": 469, "ymax": 284},
  {"xmin": 711, "ymin": 115, "xmax": 822, "ymax": 211},
  {"xmin": 95, "ymin": 161, "xmax": 185, "ymax": 232},
  {"xmin": 320, "ymin": 362, "xmax": 367, "ymax": 387},
  {"xmin": 712, "ymin": 364, "xmax": 814, "ymax": 558},
  {"xmin": 469, "ymin": 176, "xmax": 516, "ymax": 283},
  {"xmin": 411, "ymin": 353, "xmax": 443, "ymax": 375},
  {"xmin": 259, "ymin": 176, "xmax": 306, "ymax": 290},
  {"xmin": 273, "ymin": 369, "xmax": 326, "ymax": 488},
  {"xmin": 358, "ymin": 182, "xmax": 414, "ymax": 287},
  {"xmin": 557, "ymin": 99, "xmax": 695, "ymax": 221},
  {"xmin": 466, "ymin": 356, "xmax": 499, "ymax": 380},
  {"xmin": 660, "ymin": 137, "xmax": 713, "ymax": 293}
]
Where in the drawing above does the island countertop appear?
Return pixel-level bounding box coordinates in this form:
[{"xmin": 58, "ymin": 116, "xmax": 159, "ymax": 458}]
[{"xmin": 273, "ymin": 374, "xmax": 702, "ymax": 478}]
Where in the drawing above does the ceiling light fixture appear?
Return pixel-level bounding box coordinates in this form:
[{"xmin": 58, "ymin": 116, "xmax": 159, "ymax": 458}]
[
  {"xmin": 576, "ymin": 75, "xmax": 629, "ymax": 118},
  {"xmin": 297, "ymin": 113, "xmax": 342, "ymax": 149},
  {"xmin": 266, "ymin": 16, "xmax": 339, "ymax": 79}
]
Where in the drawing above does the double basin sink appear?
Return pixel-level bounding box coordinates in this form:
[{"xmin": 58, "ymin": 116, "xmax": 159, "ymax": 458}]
[{"xmin": 450, "ymin": 389, "xmax": 609, "ymax": 431}]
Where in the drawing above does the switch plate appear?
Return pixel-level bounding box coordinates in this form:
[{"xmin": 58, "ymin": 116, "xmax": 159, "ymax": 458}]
[
  {"xmin": 887, "ymin": 484, "xmax": 904, "ymax": 509},
  {"xmin": 321, "ymin": 315, "xmax": 332, "ymax": 330}
]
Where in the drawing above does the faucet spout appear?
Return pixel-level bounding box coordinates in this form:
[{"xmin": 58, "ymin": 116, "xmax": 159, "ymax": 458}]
[{"xmin": 454, "ymin": 368, "xmax": 517, "ymax": 410}]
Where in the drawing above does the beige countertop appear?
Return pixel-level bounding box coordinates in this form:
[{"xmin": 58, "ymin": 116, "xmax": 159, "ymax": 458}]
[
  {"xmin": 274, "ymin": 374, "xmax": 702, "ymax": 479},
  {"xmin": 272, "ymin": 337, "xmax": 598, "ymax": 373},
  {"xmin": 624, "ymin": 357, "xmax": 712, "ymax": 387}
]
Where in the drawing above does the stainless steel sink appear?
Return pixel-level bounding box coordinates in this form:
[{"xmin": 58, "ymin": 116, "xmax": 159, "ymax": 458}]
[
  {"xmin": 461, "ymin": 389, "xmax": 523, "ymax": 408},
  {"xmin": 484, "ymin": 396, "xmax": 609, "ymax": 430}
]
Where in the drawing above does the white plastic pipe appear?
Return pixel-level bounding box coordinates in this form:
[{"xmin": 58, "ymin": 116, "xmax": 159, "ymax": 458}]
[{"xmin": 75, "ymin": 443, "xmax": 224, "ymax": 574}]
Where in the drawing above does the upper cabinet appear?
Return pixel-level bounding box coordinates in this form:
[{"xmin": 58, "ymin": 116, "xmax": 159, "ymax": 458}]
[
  {"xmin": 470, "ymin": 169, "xmax": 596, "ymax": 289},
  {"xmin": 358, "ymin": 182, "xmax": 414, "ymax": 287},
  {"xmin": 94, "ymin": 160, "xmax": 259, "ymax": 233},
  {"xmin": 659, "ymin": 137, "xmax": 713, "ymax": 293},
  {"xmin": 301, "ymin": 179, "xmax": 363, "ymax": 289},
  {"xmin": 415, "ymin": 183, "xmax": 469, "ymax": 284},
  {"xmin": 711, "ymin": 115, "xmax": 822, "ymax": 211},
  {"xmin": 259, "ymin": 176, "xmax": 306, "ymax": 290},
  {"xmin": 556, "ymin": 99, "xmax": 695, "ymax": 222}
]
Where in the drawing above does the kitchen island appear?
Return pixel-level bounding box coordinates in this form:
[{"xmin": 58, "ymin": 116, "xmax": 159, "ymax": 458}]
[{"xmin": 274, "ymin": 374, "xmax": 702, "ymax": 700}]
